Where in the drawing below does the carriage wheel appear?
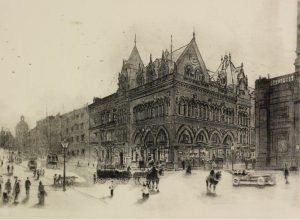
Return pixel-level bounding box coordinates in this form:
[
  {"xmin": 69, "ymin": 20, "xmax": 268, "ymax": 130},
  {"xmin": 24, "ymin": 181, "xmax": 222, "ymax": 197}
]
[
  {"xmin": 99, "ymin": 178, "xmax": 106, "ymax": 184},
  {"xmin": 257, "ymin": 177, "xmax": 265, "ymax": 186},
  {"xmin": 233, "ymin": 177, "xmax": 240, "ymax": 186}
]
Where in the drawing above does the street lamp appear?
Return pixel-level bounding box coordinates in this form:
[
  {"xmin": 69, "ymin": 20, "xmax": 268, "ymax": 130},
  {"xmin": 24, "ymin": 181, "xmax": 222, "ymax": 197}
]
[
  {"xmin": 231, "ymin": 145, "xmax": 235, "ymax": 170},
  {"xmin": 61, "ymin": 140, "xmax": 69, "ymax": 191}
]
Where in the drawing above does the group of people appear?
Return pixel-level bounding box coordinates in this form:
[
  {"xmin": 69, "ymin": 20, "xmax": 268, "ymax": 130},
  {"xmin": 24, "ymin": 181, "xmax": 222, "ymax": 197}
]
[
  {"xmin": 33, "ymin": 168, "xmax": 45, "ymax": 180},
  {"xmin": 7, "ymin": 164, "xmax": 14, "ymax": 175},
  {"xmin": 0, "ymin": 176, "xmax": 31, "ymax": 203},
  {"xmin": 0, "ymin": 175, "xmax": 46, "ymax": 205}
]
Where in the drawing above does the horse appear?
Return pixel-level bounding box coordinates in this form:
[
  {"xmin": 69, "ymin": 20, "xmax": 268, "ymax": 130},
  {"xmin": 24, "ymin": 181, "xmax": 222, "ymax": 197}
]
[{"xmin": 206, "ymin": 171, "xmax": 222, "ymax": 193}]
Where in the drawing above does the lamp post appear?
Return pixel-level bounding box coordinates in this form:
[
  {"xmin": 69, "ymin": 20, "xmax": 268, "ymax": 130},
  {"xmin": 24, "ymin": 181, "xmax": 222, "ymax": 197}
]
[
  {"xmin": 231, "ymin": 146, "xmax": 235, "ymax": 170},
  {"xmin": 61, "ymin": 140, "xmax": 69, "ymax": 191}
]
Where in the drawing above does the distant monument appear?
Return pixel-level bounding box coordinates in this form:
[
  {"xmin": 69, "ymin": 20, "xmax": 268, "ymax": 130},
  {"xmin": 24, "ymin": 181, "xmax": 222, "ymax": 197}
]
[{"xmin": 15, "ymin": 115, "xmax": 29, "ymax": 153}]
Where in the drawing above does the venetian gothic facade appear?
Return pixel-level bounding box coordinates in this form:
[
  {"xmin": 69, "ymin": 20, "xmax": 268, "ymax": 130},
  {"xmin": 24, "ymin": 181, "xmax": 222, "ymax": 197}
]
[{"xmin": 89, "ymin": 34, "xmax": 254, "ymax": 168}]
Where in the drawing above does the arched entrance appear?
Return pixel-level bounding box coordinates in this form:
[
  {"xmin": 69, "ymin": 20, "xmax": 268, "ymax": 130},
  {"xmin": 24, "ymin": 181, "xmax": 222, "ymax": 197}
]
[
  {"xmin": 210, "ymin": 132, "xmax": 222, "ymax": 162},
  {"xmin": 223, "ymin": 134, "xmax": 234, "ymax": 166},
  {"xmin": 156, "ymin": 129, "xmax": 169, "ymax": 162},
  {"xmin": 144, "ymin": 131, "xmax": 155, "ymax": 162},
  {"xmin": 133, "ymin": 132, "xmax": 143, "ymax": 162},
  {"xmin": 195, "ymin": 130, "xmax": 209, "ymax": 166}
]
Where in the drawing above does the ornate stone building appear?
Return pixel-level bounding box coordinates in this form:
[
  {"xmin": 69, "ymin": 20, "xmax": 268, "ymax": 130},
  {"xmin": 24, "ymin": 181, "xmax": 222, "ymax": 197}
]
[
  {"xmin": 89, "ymin": 33, "xmax": 254, "ymax": 168},
  {"xmin": 255, "ymin": 3, "xmax": 300, "ymax": 169}
]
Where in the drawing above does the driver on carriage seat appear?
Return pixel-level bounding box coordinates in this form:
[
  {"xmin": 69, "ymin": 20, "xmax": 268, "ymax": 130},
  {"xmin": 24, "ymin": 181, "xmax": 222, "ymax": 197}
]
[{"xmin": 209, "ymin": 169, "xmax": 215, "ymax": 181}]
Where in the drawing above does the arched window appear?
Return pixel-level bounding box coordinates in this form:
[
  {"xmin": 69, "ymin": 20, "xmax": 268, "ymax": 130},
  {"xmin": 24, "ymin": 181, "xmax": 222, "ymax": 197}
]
[
  {"xmin": 184, "ymin": 64, "xmax": 193, "ymax": 78},
  {"xmin": 144, "ymin": 132, "xmax": 154, "ymax": 148},
  {"xmin": 211, "ymin": 133, "xmax": 221, "ymax": 145},
  {"xmin": 179, "ymin": 129, "xmax": 192, "ymax": 144},
  {"xmin": 223, "ymin": 135, "xmax": 233, "ymax": 146},
  {"xmin": 196, "ymin": 131, "xmax": 208, "ymax": 144},
  {"xmin": 157, "ymin": 130, "xmax": 168, "ymax": 145}
]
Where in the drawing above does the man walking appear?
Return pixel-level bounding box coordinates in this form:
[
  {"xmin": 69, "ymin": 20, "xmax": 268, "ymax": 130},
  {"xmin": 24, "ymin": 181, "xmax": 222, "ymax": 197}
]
[
  {"xmin": 109, "ymin": 180, "xmax": 114, "ymax": 197},
  {"xmin": 5, "ymin": 179, "xmax": 12, "ymax": 195},
  {"xmin": 53, "ymin": 174, "xmax": 57, "ymax": 185},
  {"xmin": 14, "ymin": 180, "xmax": 20, "ymax": 202},
  {"xmin": 11, "ymin": 165, "xmax": 14, "ymax": 174},
  {"xmin": 25, "ymin": 177, "xmax": 31, "ymax": 196},
  {"xmin": 38, "ymin": 181, "xmax": 46, "ymax": 205},
  {"xmin": 0, "ymin": 175, "xmax": 3, "ymax": 194},
  {"xmin": 182, "ymin": 160, "xmax": 185, "ymax": 170},
  {"xmin": 93, "ymin": 173, "xmax": 97, "ymax": 184},
  {"xmin": 7, "ymin": 165, "xmax": 10, "ymax": 174},
  {"xmin": 284, "ymin": 164, "xmax": 289, "ymax": 184}
]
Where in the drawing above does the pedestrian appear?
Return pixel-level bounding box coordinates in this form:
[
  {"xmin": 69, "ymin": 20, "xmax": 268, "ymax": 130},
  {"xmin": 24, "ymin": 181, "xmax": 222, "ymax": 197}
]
[
  {"xmin": 127, "ymin": 166, "xmax": 131, "ymax": 172},
  {"xmin": 182, "ymin": 160, "xmax": 185, "ymax": 170},
  {"xmin": 7, "ymin": 165, "xmax": 10, "ymax": 174},
  {"xmin": 42, "ymin": 169, "xmax": 45, "ymax": 176},
  {"xmin": 37, "ymin": 170, "xmax": 40, "ymax": 180},
  {"xmin": 109, "ymin": 180, "xmax": 114, "ymax": 197},
  {"xmin": 11, "ymin": 165, "xmax": 14, "ymax": 174},
  {"xmin": 88, "ymin": 162, "xmax": 89, "ymax": 166},
  {"xmin": 186, "ymin": 163, "xmax": 191, "ymax": 174},
  {"xmin": 14, "ymin": 180, "xmax": 20, "ymax": 202},
  {"xmin": 58, "ymin": 174, "xmax": 62, "ymax": 185},
  {"xmin": 25, "ymin": 177, "xmax": 31, "ymax": 196},
  {"xmin": 38, "ymin": 181, "xmax": 46, "ymax": 205},
  {"xmin": 77, "ymin": 161, "xmax": 80, "ymax": 167},
  {"xmin": 284, "ymin": 164, "xmax": 289, "ymax": 184},
  {"xmin": 33, "ymin": 169, "xmax": 36, "ymax": 178},
  {"xmin": 142, "ymin": 182, "xmax": 149, "ymax": 199},
  {"xmin": 0, "ymin": 175, "xmax": 3, "ymax": 194},
  {"xmin": 4, "ymin": 179, "xmax": 12, "ymax": 195},
  {"xmin": 93, "ymin": 173, "xmax": 96, "ymax": 184},
  {"xmin": 53, "ymin": 174, "xmax": 57, "ymax": 185}
]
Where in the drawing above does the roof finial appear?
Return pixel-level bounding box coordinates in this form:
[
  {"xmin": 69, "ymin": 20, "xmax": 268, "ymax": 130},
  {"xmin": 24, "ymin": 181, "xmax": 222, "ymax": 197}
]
[
  {"xmin": 134, "ymin": 34, "xmax": 137, "ymax": 47},
  {"xmin": 193, "ymin": 29, "xmax": 195, "ymax": 40}
]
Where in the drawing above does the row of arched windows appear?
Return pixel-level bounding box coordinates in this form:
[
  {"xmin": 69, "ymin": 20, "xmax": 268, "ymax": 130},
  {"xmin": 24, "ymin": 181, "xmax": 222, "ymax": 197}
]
[
  {"xmin": 133, "ymin": 99, "xmax": 170, "ymax": 122},
  {"xmin": 238, "ymin": 129, "xmax": 249, "ymax": 145},
  {"xmin": 238, "ymin": 112, "xmax": 249, "ymax": 126},
  {"xmin": 177, "ymin": 100, "xmax": 234, "ymax": 124}
]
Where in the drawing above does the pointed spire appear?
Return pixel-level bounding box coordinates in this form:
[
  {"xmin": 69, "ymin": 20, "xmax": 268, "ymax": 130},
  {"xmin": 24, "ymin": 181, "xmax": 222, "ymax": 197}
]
[
  {"xmin": 134, "ymin": 34, "xmax": 137, "ymax": 47},
  {"xmin": 170, "ymin": 35, "xmax": 173, "ymax": 63},
  {"xmin": 150, "ymin": 54, "xmax": 152, "ymax": 63},
  {"xmin": 193, "ymin": 30, "xmax": 195, "ymax": 40},
  {"xmin": 162, "ymin": 50, "xmax": 165, "ymax": 60}
]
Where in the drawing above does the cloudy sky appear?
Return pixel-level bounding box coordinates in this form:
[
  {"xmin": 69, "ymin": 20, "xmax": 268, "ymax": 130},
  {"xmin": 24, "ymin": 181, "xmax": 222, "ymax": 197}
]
[{"xmin": 0, "ymin": 0, "xmax": 297, "ymax": 133}]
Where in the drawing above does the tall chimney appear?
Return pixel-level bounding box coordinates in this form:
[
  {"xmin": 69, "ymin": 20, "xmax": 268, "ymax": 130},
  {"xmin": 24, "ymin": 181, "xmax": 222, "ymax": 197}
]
[{"xmin": 295, "ymin": 1, "xmax": 300, "ymax": 72}]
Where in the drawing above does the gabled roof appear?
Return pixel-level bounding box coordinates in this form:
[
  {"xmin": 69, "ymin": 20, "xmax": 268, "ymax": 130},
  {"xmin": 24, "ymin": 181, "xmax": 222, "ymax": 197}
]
[
  {"xmin": 175, "ymin": 38, "xmax": 208, "ymax": 75},
  {"xmin": 127, "ymin": 45, "xmax": 144, "ymax": 69}
]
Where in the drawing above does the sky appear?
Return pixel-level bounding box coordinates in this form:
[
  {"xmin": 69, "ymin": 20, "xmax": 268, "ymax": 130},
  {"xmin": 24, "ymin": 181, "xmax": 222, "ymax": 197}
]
[{"xmin": 0, "ymin": 0, "xmax": 297, "ymax": 133}]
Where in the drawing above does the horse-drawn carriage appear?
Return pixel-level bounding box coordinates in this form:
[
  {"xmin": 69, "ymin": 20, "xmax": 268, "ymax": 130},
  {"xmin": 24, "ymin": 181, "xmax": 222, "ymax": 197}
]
[
  {"xmin": 28, "ymin": 158, "xmax": 37, "ymax": 170},
  {"xmin": 47, "ymin": 154, "xmax": 59, "ymax": 168},
  {"xmin": 96, "ymin": 168, "xmax": 131, "ymax": 183}
]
